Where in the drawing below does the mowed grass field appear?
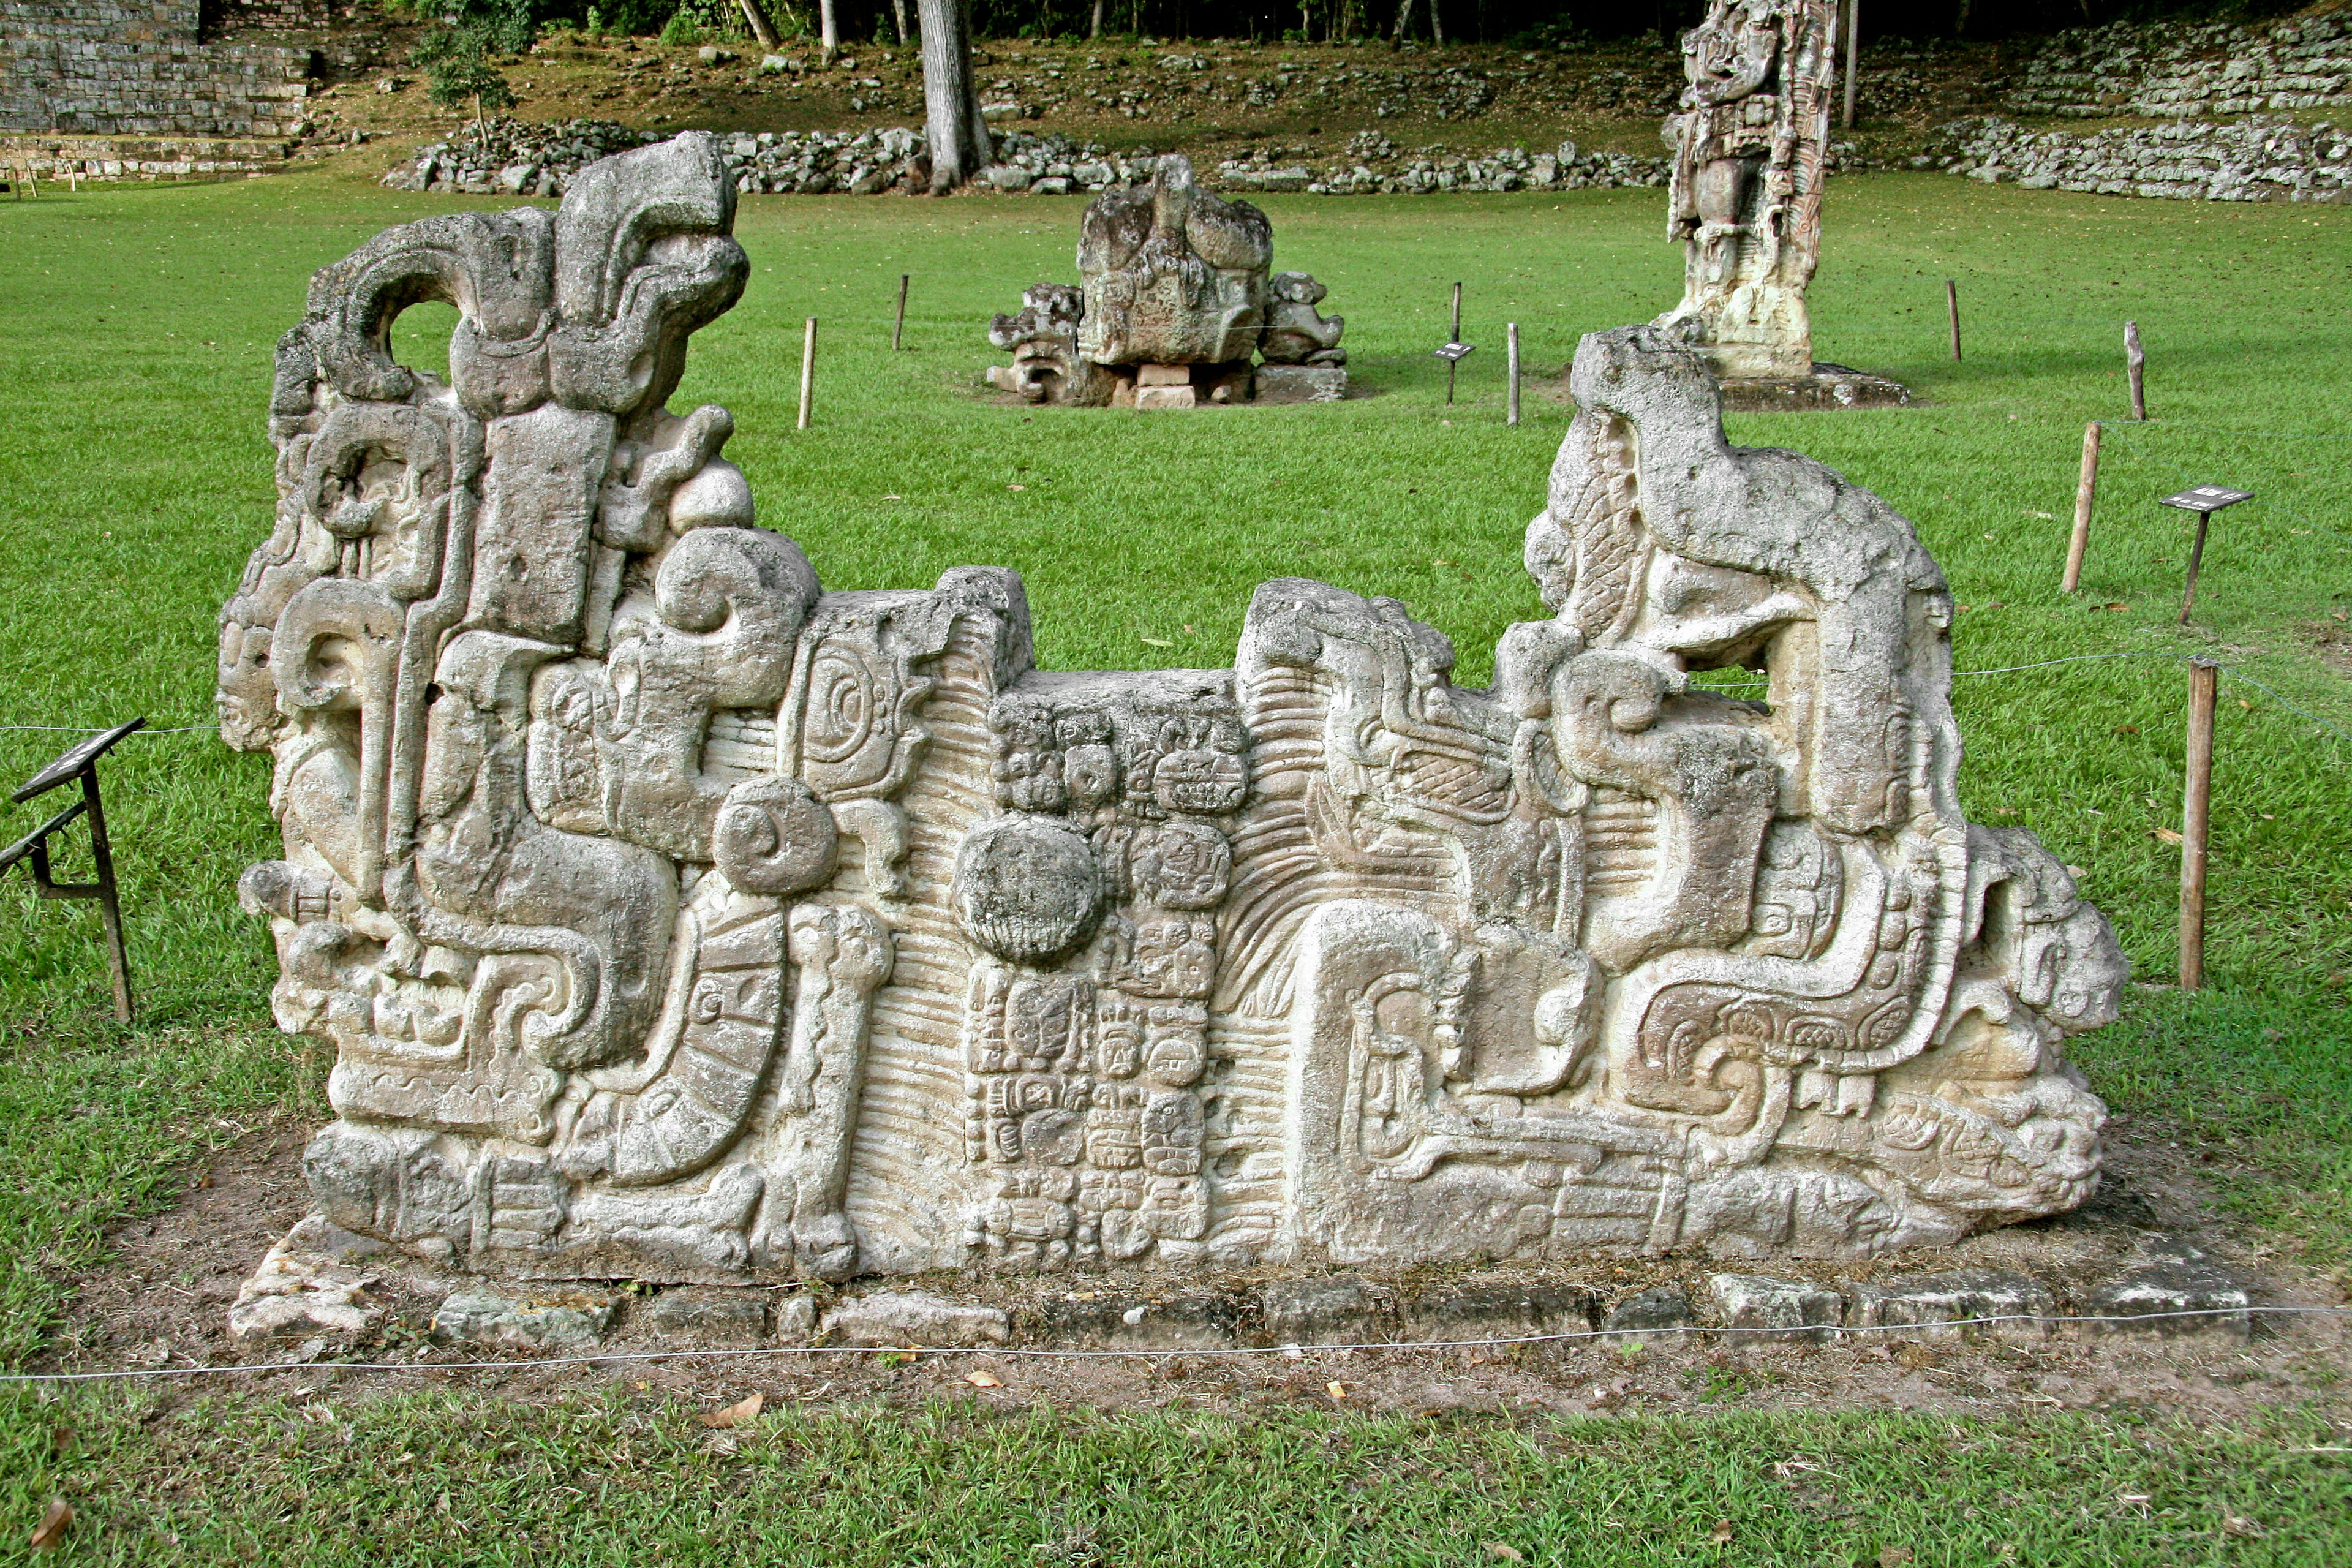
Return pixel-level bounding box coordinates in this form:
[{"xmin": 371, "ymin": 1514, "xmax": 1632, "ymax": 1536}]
[{"xmin": 0, "ymin": 165, "xmax": 2348, "ymax": 1561}]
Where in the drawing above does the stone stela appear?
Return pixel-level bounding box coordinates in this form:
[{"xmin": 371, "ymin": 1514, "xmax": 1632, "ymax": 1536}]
[
  {"xmin": 987, "ymin": 153, "xmax": 1350, "ymax": 410},
  {"xmin": 219, "ymin": 132, "xmax": 2122, "ymax": 1294},
  {"xmin": 1653, "ymin": 0, "xmax": 1907, "ymax": 410}
]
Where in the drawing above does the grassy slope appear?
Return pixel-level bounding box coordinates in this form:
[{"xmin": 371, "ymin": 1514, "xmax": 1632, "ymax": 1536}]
[{"xmin": 0, "ymin": 168, "xmax": 2347, "ymax": 1559}]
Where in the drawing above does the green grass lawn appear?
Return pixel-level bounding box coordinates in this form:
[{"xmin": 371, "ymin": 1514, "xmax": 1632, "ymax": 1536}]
[{"xmin": 1, "ymin": 166, "xmax": 2348, "ymax": 1561}]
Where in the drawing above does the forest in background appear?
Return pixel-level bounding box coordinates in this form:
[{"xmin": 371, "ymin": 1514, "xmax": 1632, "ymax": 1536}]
[{"xmin": 369, "ymin": 0, "xmax": 2330, "ymax": 50}]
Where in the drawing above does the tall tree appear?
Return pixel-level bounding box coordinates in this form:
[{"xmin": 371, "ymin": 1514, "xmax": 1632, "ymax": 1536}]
[
  {"xmin": 1392, "ymin": 0, "xmax": 1412, "ymax": 47},
  {"xmin": 1090, "ymin": 0, "xmax": 1106, "ymax": 39},
  {"xmin": 737, "ymin": 0, "xmax": 780, "ymax": 50},
  {"xmin": 891, "ymin": 0, "xmax": 911, "ymax": 46},
  {"xmin": 820, "ymin": 0, "xmax": 839, "ymax": 58},
  {"xmin": 919, "ymin": 0, "xmax": 990, "ymax": 191}
]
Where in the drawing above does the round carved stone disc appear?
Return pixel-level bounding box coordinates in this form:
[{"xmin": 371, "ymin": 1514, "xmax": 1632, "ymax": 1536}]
[
  {"xmin": 953, "ymin": 815, "xmax": 1106, "ymax": 965},
  {"xmin": 713, "ymin": 777, "xmax": 839, "ymax": 895}
]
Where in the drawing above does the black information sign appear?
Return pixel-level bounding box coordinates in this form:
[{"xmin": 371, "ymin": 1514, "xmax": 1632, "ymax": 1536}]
[{"xmin": 2159, "ymin": 485, "xmax": 2253, "ymax": 515}]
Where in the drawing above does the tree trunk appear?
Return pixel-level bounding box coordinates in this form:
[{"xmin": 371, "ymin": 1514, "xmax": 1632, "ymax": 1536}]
[
  {"xmin": 820, "ymin": 0, "xmax": 839, "ymax": 58},
  {"xmin": 1391, "ymin": 0, "xmax": 1412, "ymax": 48},
  {"xmin": 918, "ymin": 0, "xmax": 988, "ymax": 191},
  {"xmin": 736, "ymin": 0, "xmax": 781, "ymax": 50},
  {"xmin": 1090, "ymin": 0, "xmax": 1105, "ymax": 39},
  {"xmin": 891, "ymin": 0, "xmax": 910, "ymax": 46},
  {"xmin": 1428, "ymin": 0, "xmax": 1442, "ymax": 45}
]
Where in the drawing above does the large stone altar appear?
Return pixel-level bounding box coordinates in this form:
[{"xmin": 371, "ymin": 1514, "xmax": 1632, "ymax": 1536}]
[
  {"xmin": 220, "ymin": 132, "xmax": 2120, "ymax": 1289},
  {"xmin": 986, "ymin": 153, "xmax": 1349, "ymax": 410}
]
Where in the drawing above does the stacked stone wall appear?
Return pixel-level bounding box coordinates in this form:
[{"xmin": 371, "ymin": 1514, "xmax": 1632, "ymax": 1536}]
[
  {"xmin": 1929, "ymin": 113, "xmax": 2352, "ymax": 204},
  {"xmin": 1994, "ymin": 13, "xmax": 2352, "ymax": 121},
  {"xmin": 1, "ymin": 0, "xmax": 314, "ymax": 138}
]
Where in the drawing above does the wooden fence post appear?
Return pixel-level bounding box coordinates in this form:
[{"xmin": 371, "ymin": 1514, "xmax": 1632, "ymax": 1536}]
[
  {"xmin": 1945, "ymin": 279, "xmax": 1960, "ymax": 362},
  {"xmin": 892, "ymin": 273, "xmax": 909, "ymax": 351},
  {"xmin": 797, "ymin": 317, "xmax": 818, "ymax": 431},
  {"xmin": 2064, "ymin": 420, "xmax": 2100, "ymax": 594},
  {"xmin": 2179, "ymin": 657, "xmax": 2218, "ymax": 990},
  {"xmin": 1506, "ymin": 322, "xmax": 1520, "ymax": 427},
  {"xmin": 2125, "ymin": 320, "xmax": 2147, "ymax": 421}
]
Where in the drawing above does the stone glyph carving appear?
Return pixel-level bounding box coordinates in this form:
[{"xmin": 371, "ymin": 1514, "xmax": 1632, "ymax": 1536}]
[
  {"xmin": 1656, "ymin": 0, "xmax": 1836, "ymax": 383},
  {"xmin": 225, "ymin": 135, "xmax": 2118, "ymax": 1291},
  {"xmin": 984, "ymin": 153, "xmax": 1347, "ymax": 409}
]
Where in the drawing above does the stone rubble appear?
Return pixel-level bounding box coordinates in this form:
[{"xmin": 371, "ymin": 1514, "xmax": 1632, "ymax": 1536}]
[
  {"xmin": 379, "ymin": 117, "xmax": 1667, "ymax": 199},
  {"xmin": 1926, "ymin": 113, "xmax": 2352, "ymax": 204}
]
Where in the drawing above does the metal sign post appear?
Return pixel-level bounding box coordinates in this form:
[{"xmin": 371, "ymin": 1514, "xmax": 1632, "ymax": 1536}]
[
  {"xmin": 1433, "ymin": 281, "xmax": 1476, "ymax": 405},
  {"xmin": 2, "ymin": 718, "xmax": 143, "ymax": 1022},
  {"xmin": 2159, "ymin": 484, "xmax": 2254, "ymax": 625}
]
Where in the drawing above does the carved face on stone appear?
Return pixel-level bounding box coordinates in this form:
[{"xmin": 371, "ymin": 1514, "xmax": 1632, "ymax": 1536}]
[{"xmin": 216, "ymin": 614, "xmax": 281, "ymax": 750}]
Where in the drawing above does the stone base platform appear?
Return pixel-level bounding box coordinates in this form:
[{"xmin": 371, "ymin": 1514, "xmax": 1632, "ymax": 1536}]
[
  {"xmin": 1717, "ymin": 362, "xmax": 1913, "ymax": 413},
  {"xmin": 988, "ymin": 360, "xmax": 1351, "ymax": 409},
  {"xmin": 229, "ymin": 1216, "xmax": 2266, "ymax": 1358}
]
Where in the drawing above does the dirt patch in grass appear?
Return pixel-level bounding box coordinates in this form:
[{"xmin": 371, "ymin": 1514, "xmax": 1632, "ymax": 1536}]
[{"xmin": 42, "ymin": 1117, "xmax": 2350, "ymax": 1432}]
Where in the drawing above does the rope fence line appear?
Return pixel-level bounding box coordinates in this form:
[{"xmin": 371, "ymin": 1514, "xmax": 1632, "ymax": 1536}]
[{"xmin": 3, "ymin": 1304, "xmax": 2344, "ymax": 1387}]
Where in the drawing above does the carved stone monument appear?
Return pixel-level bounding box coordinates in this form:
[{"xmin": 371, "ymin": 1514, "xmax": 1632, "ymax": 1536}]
[
  {"xmin": 1656, "ymin": 0, "xmax": 1905, "ymax": 409},
  {"xmin": 223, "ymin": 134, "xmax": 2119, "ymax": 1294},
  {"xmin": 986, "ymin": 153, "xmax": 1348, "ymax": 409}
]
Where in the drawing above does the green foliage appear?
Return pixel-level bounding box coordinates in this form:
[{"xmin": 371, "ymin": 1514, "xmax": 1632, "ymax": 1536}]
[
  {"xmin": 1, "ymin": 1393, "xmax": 2348, "ymax": 1563},
  {"xmin": 408, "ymin": 9, "xmax": 523, "ymax": 115},
  {"xmin": 656, "ymin": 0, "xmax": 745, "ymax": 47}
]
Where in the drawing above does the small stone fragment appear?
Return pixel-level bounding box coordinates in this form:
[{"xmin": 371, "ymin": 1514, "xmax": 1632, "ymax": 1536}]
[
  {"xmin": 1846, "ymin": 1269, "xmax": 2058, "ymax": 1340},
  {"xmin": 2083, "ymin": 1244, "xmax": 2253, "ymax": 1338},
  {"xmin": 1253, "ymin": 364, "xmax": 1348, "ymax": 404},
  {"xmin": 1033, "ymin": 1292, "xmax": 1240, "ymax": 1349},
  {"xmin": 1601, "ymin": 1286, "xmax": 1695, "ymax": 1340},
  {"xmin": 432, "ymin": 1286, "xmax": 619, "ymax": 1351},
  {"xmin": 821, "ymin": 1291, "xmax": 1010, "ymax": 1346},
  {"xmin": 227, "ymin": 1215, "xmax": 386, "ymax": 1343},
  {"xmin": 775, "ymin": 1292, "xmax": 819, "ymax": 1343},
  {"xmin": 1403, "ymin": 1282, "xmax": 1597, "ymax": 1344},
  {"xmin": 643, "ymin": 1286, "xmax": 771, "ymax": 1341},
  {"xmin": 1708, "ymin": 1274, "xmax": 1843, "ymax": 1340},
  {"xmin": 1260, "ymin": 1275, "xmax": 1398, "ymax": 1346}
]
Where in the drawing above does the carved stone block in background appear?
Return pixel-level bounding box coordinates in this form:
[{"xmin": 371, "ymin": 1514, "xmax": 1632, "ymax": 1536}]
[
  {"xmin": 223, "ymin": 134, "xmax": 2121, "ymax": 1299},
  {"xmin": 985, "ymin": 154, "xmax": 1348, "ymax": 408},
  {"xmin": 1655, "ymin": 0, "xmax": 1836, "ymax": 383}
]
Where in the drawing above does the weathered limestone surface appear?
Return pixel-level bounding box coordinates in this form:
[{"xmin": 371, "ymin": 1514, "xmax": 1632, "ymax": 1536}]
[
  {"xmin": 986, "ymin": 153, "xmax": 1347, "ymax": 407},
  {"xmin": 223, "ymin": 135, "xmax": 2121, "ymax": 1298},
  {"xmin": 1655, "ymin": 0, "xmax": 1835, "ymax": 383}
]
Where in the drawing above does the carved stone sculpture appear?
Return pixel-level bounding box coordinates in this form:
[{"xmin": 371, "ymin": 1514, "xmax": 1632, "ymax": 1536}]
[
  {"xmin": 225, "ymin": 135, "xmax": 2119, "ymax": 1291},
  {"xmin": 1259, "ymin": 272, "xmax": 1347, "ymax": 368},
  {"xmin": 1656, "ymin": 0, "xmax": 1836, "ymax": 384},
  {"xmin": 983, "ymin": 154, "xmax": 1347, "ymax": 408},
  {"xmin": 985, "ymin": 284, "xmax": 1109, "ymax": 406}
]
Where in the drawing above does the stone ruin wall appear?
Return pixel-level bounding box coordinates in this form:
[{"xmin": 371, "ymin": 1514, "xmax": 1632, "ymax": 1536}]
[
  {"xmin": 1921, "ymin": 13, "xmax": 2352, "ymax": 206},
  {"xmin": 0, "ymin": 0, "xmax": 315, "ymax": 147}
]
